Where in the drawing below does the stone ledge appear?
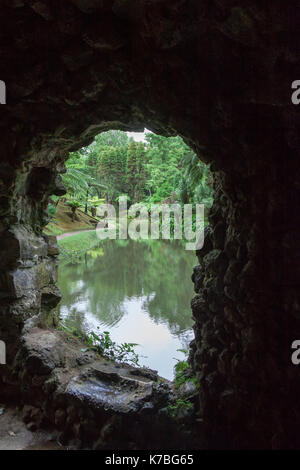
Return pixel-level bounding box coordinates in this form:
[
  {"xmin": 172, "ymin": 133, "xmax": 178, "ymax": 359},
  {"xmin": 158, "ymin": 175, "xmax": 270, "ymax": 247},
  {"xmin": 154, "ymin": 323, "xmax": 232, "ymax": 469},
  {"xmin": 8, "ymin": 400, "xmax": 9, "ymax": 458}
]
[{"xmin": 7, "ymin": 328, "xmax": 200, "ymax": 449}]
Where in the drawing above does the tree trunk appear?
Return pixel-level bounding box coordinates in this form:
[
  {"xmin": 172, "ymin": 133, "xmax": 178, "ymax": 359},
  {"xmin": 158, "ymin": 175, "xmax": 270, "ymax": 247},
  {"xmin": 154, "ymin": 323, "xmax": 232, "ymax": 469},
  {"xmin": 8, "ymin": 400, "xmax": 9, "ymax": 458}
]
[{"xmin": 85, "ymin": 188, "xmax": 89, "ymax": 213}]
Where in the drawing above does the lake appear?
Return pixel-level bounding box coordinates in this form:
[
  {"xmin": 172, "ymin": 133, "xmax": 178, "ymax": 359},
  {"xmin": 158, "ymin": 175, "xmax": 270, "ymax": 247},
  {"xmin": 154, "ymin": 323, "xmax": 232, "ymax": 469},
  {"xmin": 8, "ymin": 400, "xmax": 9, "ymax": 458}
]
[{"xmin": 56, "ymin": 237, "xmax": 196, "ymax": 380}]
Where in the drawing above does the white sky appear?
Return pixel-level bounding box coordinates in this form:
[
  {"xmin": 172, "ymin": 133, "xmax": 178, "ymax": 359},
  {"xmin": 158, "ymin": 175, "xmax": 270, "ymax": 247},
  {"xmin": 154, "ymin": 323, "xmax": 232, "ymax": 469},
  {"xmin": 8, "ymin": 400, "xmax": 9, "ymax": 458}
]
[{"xmin": 126, "ymin": 128, "xmax": 152, "ymax": 142}]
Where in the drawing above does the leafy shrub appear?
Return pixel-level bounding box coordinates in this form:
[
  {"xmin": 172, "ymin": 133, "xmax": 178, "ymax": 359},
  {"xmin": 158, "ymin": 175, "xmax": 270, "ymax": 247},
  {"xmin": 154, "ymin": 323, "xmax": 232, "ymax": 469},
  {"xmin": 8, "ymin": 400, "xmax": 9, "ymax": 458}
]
[
  {"xmin": 58, "ymin": 323, "xmax": 140, "ymax": 367},
  {"xmin": 167, "ymin": 398, "xmax": 194, "ymax": 419},
  {"xmin": 68, "ymin": 200, "xmax": 80, "ymax": 209},
  {"xmin": 174, "ymin": 360, "xmax": 190, "ymax": 389}
]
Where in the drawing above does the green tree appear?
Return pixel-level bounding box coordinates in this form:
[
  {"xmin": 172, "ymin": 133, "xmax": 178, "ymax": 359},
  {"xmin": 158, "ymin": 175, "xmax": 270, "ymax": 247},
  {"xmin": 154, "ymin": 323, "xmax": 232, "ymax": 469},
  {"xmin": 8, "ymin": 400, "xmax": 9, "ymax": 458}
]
[
  {"xmin": 93, "ymin": 130, "xmax": 129, "ymax": 148},
  {"xmin": 144, "ymin": 134, "xmax": 184, "ymax": 203},
  {"xmin": 97, "ymin": 146, "xmax": 128, "ymax": 203},
  {"xmin": 68, "ymin": 200, "xmax": 80, "ymax": 222},
  {"xmin": 61, "ymin": 149, "xmax": 105, "ymax": 212},
  {"xmin": 59, "ymin": 130, "xmax": 213, "ymax": 212},
  {"xmin": 126, "ymin": 141, "xmax": 148, "ymax": 203},
  {"xmin": 178, "ymin": 152, "xmax": 214, "ymax": 206}
]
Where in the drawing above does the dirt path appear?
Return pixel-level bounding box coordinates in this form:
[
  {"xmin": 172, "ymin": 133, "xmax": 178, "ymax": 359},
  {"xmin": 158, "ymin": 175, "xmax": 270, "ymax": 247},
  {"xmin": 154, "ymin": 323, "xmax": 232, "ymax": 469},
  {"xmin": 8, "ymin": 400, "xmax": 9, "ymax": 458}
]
[
  {"xmin": 0, "ymin": 407, "xmax": 64, "ymax": 451},
  {"xmin": 57, "ymin": 229, "xmax": 95, "ymax": 240}
]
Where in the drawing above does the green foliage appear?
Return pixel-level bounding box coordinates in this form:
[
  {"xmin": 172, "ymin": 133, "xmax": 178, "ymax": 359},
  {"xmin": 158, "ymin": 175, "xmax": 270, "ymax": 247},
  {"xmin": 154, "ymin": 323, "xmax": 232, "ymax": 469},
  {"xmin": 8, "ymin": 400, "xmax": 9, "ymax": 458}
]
[
  {"xmin": 173, "ymin": 360, "xmax": 198, "ymax": 390},
  {"xmin": 51, "ymin": 195, "xmax": 60, "ymax": 205},
  {"xmin": 174, "ymin": 360, "xmax": 190, "ymax": 388},
  {"xmin": 68, "ymin": 200, "xmax": 80, "ymax": 209},
  {"xmin": 178, "ymin": 152, "xmax": 214, "ymax": 206},
  {"xmin": 58, "ymin": 322, "xmax": 140, "ymax": 366},
  {"xmin": 93, "ymin": 130, "xmax": 130, "ymax": 148},
  {"xmin": 61, "ymin": 149, "xmax": 106, "ymax": 208},
  {"xmin": 144, "ymin": 133, "xmax": 182, "ymax": 203},
  {"xmin": 144, "ymin": 133, "xmax": 213, "ymax": 206},
  {"xmin": 58, "ymin": 130, "xmax": 213, "ymax": 218},
  {"xmin": 97, "ymin": 145, "xmax": 127, "ymax": 202},
  {"xmin": 167, "ymin": 398, "xmax": 194, "ymax": 419},
  {"xmin": 167, "ymin": 354, "xmax": 198, "ymax": 419},
  {"xmin": 126, "ymin": 141, "xmax": 148, "ymax": 202},
  {"xmin": 48, "ymin": 203, "xmax": 57, "ymax": 218},
  {"xmin": 62, "ymin": 168, "xmax": 88, "ymax": 196},
  {"xmin": 173, "ymin": 349, "xmax": 199, "ymax": 390}
]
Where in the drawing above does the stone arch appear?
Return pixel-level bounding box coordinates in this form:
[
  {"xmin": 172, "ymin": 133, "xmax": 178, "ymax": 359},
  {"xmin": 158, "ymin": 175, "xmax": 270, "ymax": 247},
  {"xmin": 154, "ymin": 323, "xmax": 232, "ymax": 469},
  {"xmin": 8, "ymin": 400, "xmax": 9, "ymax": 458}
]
[{"xmin": 0, "ymin": 0, "xmax": 299, "ymax": 449}]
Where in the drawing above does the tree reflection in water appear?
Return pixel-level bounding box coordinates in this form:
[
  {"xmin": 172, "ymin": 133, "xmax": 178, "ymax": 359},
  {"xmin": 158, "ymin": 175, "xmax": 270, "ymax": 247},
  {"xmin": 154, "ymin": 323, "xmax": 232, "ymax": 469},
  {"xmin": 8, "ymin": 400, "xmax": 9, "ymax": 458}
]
[{"xmin": 56, "ymin": 238, "xmax": 196, "ymax": 379}]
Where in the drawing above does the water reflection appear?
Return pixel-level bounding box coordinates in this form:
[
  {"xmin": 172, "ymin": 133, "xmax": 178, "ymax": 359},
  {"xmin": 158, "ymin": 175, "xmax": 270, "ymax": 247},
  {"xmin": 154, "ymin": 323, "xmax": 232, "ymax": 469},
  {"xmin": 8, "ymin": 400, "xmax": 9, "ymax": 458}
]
[{"xmin": 56, "ymin": 238, "xmax": 196, "ymax": 379}]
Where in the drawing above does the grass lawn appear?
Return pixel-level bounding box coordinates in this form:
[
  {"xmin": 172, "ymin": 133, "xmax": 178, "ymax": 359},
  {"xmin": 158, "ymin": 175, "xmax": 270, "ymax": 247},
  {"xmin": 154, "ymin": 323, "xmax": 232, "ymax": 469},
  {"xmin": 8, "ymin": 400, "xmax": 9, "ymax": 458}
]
[{"xmin": 58, "ymin": 230, "xmax": 100, "ymax": 257}]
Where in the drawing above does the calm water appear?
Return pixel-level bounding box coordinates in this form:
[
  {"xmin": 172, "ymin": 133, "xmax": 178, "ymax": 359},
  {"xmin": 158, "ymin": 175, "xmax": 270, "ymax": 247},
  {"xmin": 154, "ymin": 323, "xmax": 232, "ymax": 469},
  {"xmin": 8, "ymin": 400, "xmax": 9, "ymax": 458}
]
[{"xmin": 56, "ymin": 238, "xmax": 196, "ymax": 380}]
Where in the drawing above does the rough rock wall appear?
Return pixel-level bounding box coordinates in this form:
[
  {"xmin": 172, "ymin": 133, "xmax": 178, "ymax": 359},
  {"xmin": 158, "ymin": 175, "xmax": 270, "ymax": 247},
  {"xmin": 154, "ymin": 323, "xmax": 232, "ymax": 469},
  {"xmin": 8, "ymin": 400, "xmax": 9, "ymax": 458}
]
[
  {"xmin": 0, "ymin": 0, "xmax": 299, "ymax": 448},
  {"xmin": 192, "ymin": 138, "xmax": 300, "ymax": 448}
]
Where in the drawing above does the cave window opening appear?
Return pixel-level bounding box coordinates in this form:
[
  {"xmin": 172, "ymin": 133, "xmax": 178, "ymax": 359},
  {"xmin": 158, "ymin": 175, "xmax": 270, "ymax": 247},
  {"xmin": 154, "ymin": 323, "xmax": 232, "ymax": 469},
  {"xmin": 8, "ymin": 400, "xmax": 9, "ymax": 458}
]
[{"xmin": 48, "ymin": 129, "xmax": 214, "ymax": 381}]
